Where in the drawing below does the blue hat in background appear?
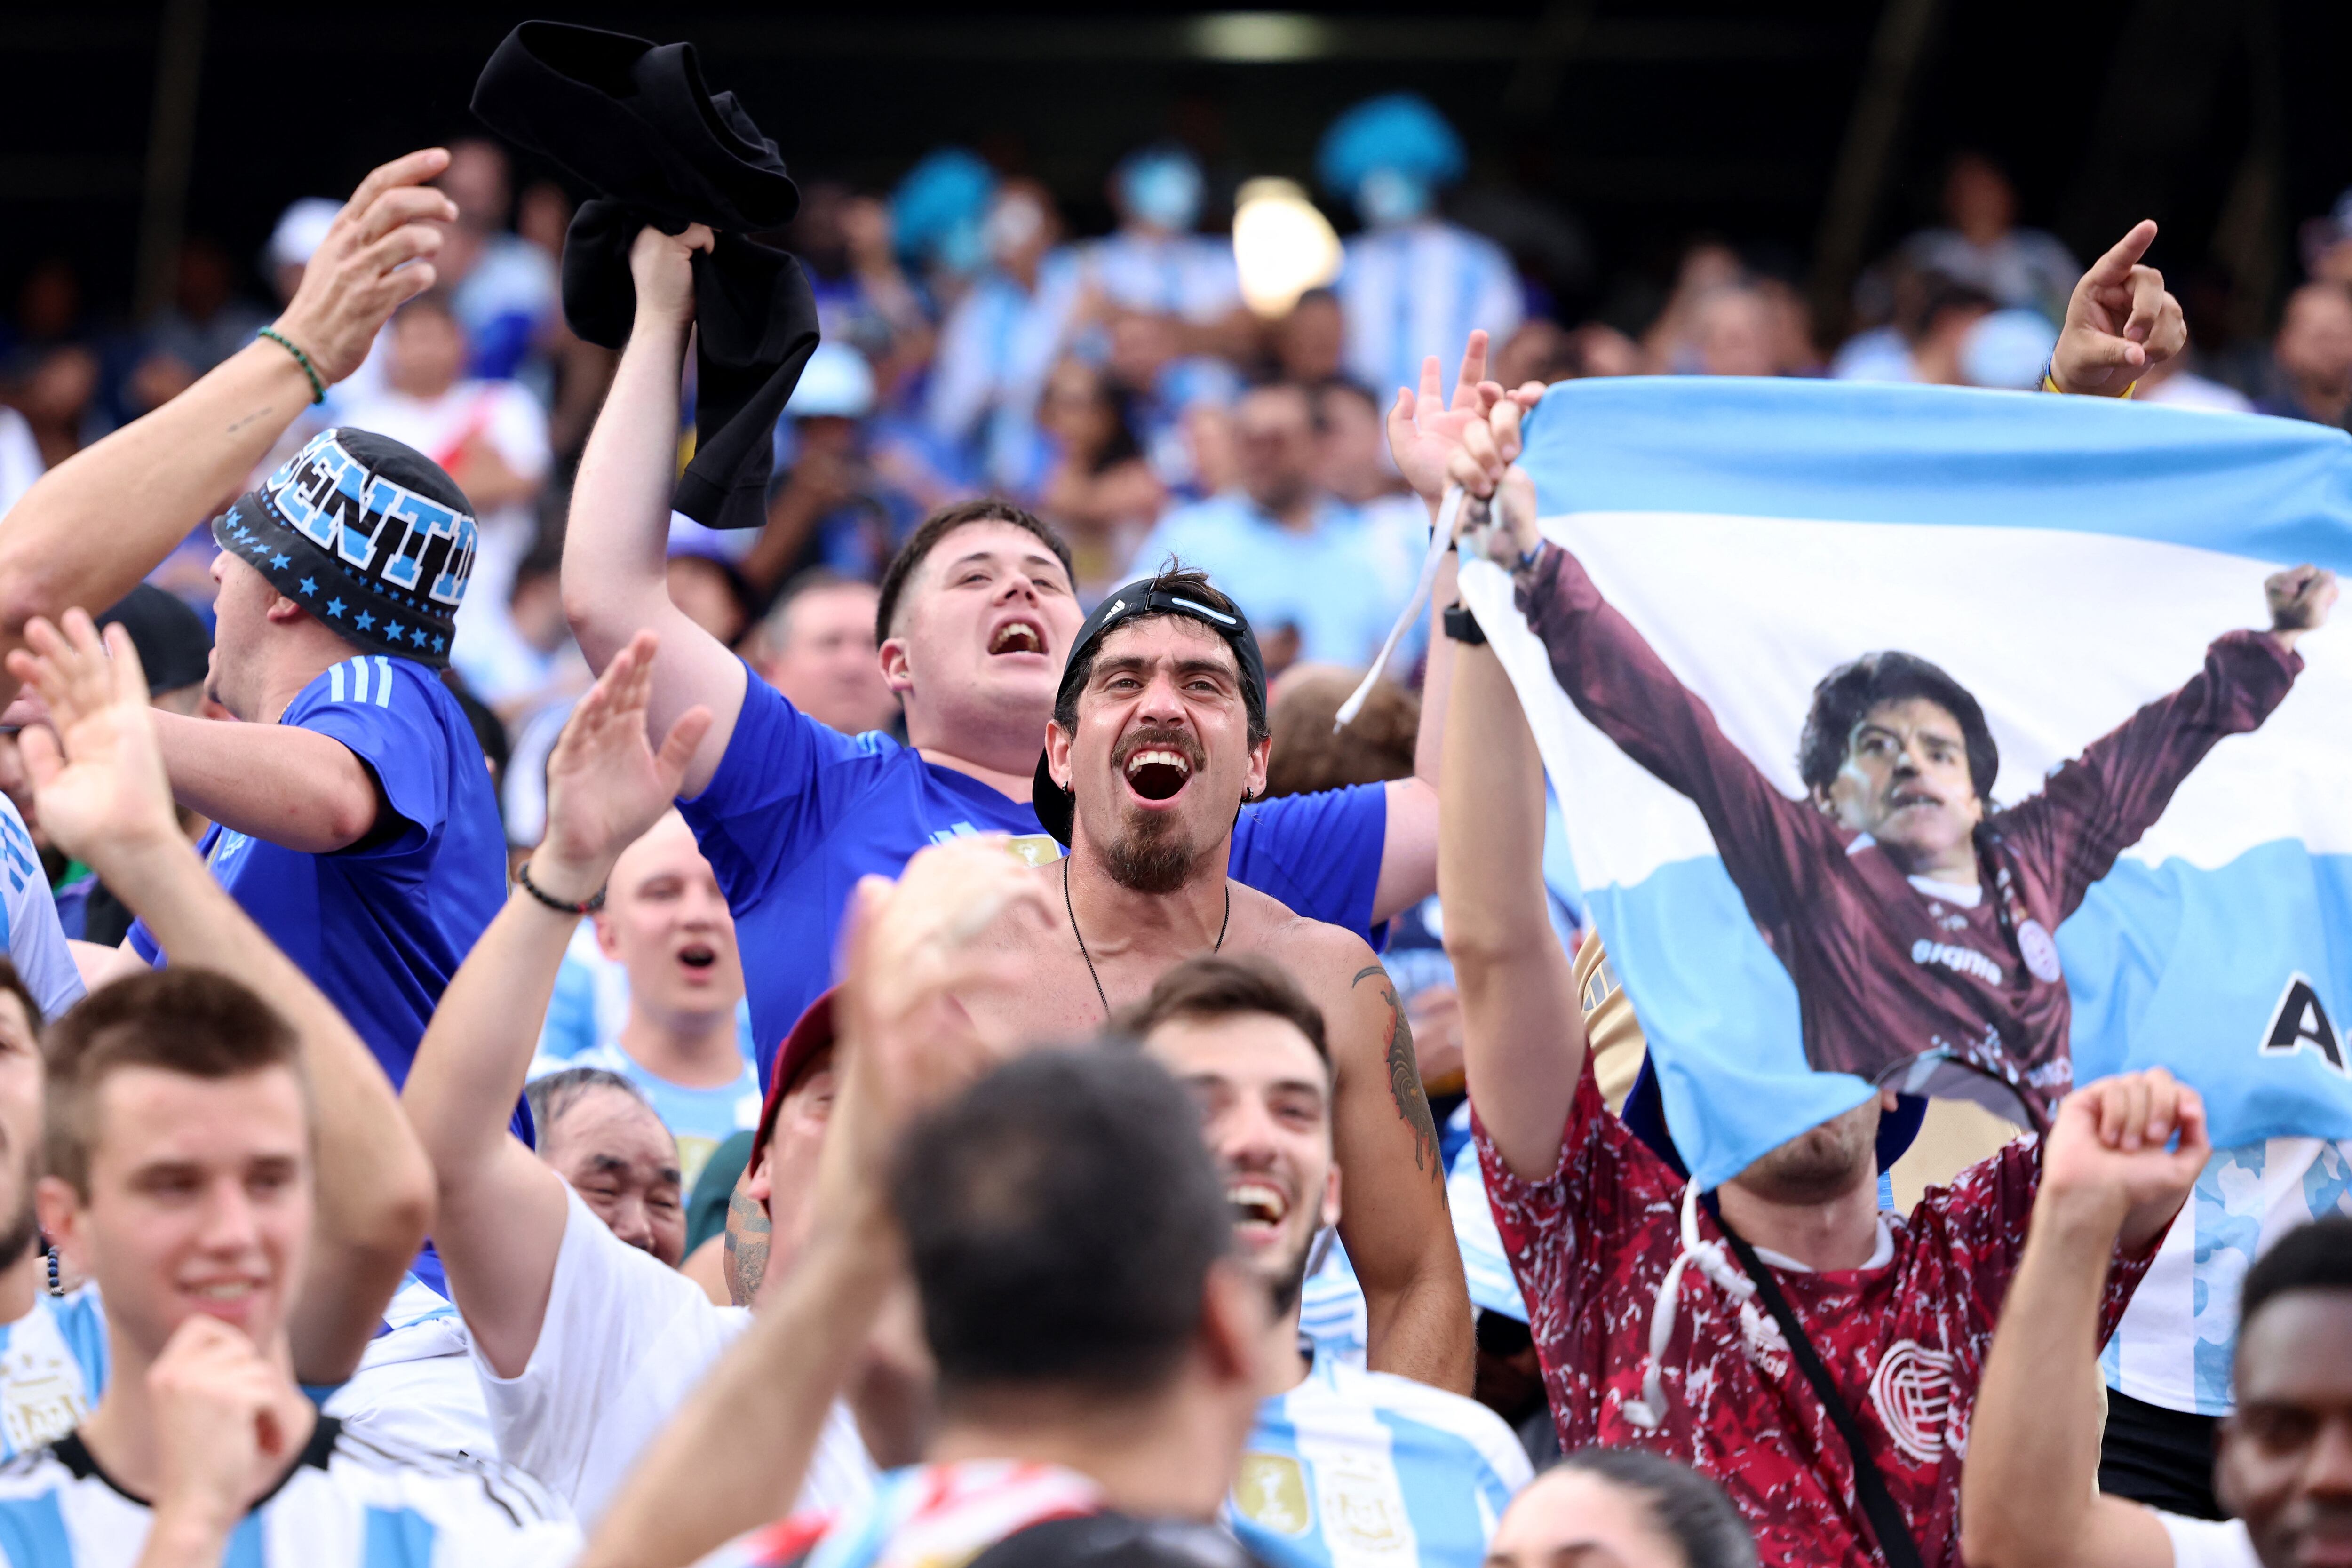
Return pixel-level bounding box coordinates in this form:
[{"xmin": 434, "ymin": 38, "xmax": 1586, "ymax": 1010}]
[
  {"xmin": 1114, "ymin": 143, "xmax": 1207, "ymax": 232},
  {"xmin": 892, "ymin": 148, "xmax": 997, "ymax": 275},
  {"xmin": 1317, "ymin": 93, "xmax": 1466, "ymax": 203},
  {"xmin": 215, "ymin": 428, "xmax": 475, "ymax": 669}
]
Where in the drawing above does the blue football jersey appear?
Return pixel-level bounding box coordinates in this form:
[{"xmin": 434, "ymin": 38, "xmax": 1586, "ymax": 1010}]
[{"xmin": 128, "ymin": 653, "xmax": 506, "ymax": 1098}]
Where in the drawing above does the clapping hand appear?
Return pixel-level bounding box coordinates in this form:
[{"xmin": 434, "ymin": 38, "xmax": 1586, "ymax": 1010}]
[
  {"xmin": 272, "ymin": 150, "xmax": 462, "ymax": 385},
  {"xmin": 5, "ymin": 610, "xmax": 181, "ymax": 875},
  {"xmin": 1386, "ymin": 332, "xmax": 1546, "ymax": 504},
  {"xmin": 530, "ymin": 631, "xmax": 714, "ymax": 907},
  {"xmin": 2050, "ymin": 221, "xmax": 2187, "ymax": 397}
]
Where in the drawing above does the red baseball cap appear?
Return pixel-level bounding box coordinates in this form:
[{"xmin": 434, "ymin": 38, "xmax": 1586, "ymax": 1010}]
[{"xmin": 752, "ymin": 987, "xmax": 840, "ymax": 1170}]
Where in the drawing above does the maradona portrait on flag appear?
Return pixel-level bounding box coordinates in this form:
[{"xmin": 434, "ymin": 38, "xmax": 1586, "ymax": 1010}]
[{"xmin": 1455, "ymin": 376, "xmax": 2352, "ymax": 1186}]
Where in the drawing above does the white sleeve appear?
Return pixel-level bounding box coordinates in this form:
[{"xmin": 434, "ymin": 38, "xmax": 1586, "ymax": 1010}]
[
  {"xmin": 468, "ymin": 1182, "xmax": 729, "ymax": 1509},
  {"xmin": 0, "ymin": 410, "xmax": 43, "ymax": 519},
  {"xmin": 0, "ymin": 799, "xmax": 83, "ymax": 1021},
  {"xmin": 487, "ymin": 384, "xmax": 553, "ymax": 482},
  {"xmin": 2158, "ymin": 1514, "xmax": 2259, "ymax": 1568}
]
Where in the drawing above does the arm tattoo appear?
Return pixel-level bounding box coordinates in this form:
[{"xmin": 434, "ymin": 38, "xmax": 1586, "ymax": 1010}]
[
  {"xmin": 1355, "ymin": 963, "xmax": 1442, "ymax": 1179},
  {"xmin": 723, "ymin": 1183, "xmax": 771, "ymax": 1308}
]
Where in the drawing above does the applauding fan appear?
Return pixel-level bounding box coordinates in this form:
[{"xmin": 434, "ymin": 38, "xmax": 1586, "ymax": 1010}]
[{"xmin": 0, "ymin": 612, "xmax": 572, "ymax": 1565}]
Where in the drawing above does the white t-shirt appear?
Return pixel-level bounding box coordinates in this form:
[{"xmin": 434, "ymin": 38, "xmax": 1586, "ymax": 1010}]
[
  {"xmin": 469, "ymin": 1182, "xmax": 877, "ymax": 1526},
  {"xmin": 324, "ymin": 1273, "xmax": 496, "ymax": 1458},
  {"xmin": 0, "ymin": 411, "xmax": 41, "ymax": 522},
  {"xmin": 2159, "ymin": 1512, "xmax": 2258, "ymax": 1568}
]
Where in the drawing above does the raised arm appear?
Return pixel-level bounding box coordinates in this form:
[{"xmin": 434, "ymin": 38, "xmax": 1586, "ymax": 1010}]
[
  {"xmin": 0, "ymin": 151, "xmax": 455, "ymax": 709},
  {"xmin": 1370, "ymin": 335, "xmax": 1545, "ymax": 924},
  {"xmin": 561, "ymin": 223, "xmax": 745, "ymax": 796},
  {"xmin": 2048, "ymin": 221, "xmax": 2186, "ymax": 398},
  {"xmin": 1960, "ymin": 1068, "xmax": 2210, "ymax": 1568},
  {"xmin": 1438, "ymin": 505, "xmax": 1585, "ymax": 1184},
  {"xmin": 400, "ymin": 632, "xmax": 711, "ymax": 1376},
  {"xmin": 9, "ymin": 613, "xmax": 434, "ymax": 1382},
  {"xmin": 581, "ymin": 839, "xmax": 1051, "ymax": 1568},
  {"xmin": 2002, "ymin": 566, "xmax": 2328, "ymax": 918}
]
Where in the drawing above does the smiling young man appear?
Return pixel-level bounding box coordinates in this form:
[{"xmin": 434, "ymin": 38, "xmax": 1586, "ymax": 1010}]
[
  {"xmin": 1126, "ymin": 954, "xmax": 1530, "ymax": 1568},
  {"xmin": 944, "ymin": 566, "xmax": 1471, "ymax": 1393},
  {"xmin": 0, "ymin": 620, "xmax": 564, "ymax": 1564},
  {"xmin": 561, "ymin": 223, "xmax": 1510, "ymax": 1083},
  {"xmin": 0, "ymin": 971, "xmax": 576, "ymax": 1567}
]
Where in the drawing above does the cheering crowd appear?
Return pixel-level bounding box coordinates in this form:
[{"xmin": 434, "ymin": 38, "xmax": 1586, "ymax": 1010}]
[{"xmin": 0, "ymin": 47, "xmax": 2342, "ymax": 1568}]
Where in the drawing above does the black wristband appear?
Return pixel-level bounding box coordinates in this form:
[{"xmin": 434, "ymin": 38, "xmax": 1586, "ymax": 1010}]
[
  {"xmin": 517, "ymin": 859, "xmax": 606, "ymax": 915},
  {"xmin": 1441, "ymin": 603, "xmax": 1487, "ymax": 645}
]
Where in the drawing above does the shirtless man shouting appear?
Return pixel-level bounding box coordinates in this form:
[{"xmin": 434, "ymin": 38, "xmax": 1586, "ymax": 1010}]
[{"xmin": 961, "ymin": 565, "xmax": 1472, "ymax": 1393}]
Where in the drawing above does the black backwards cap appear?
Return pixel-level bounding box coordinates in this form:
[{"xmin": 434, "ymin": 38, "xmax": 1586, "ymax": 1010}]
[
  {"xmin": 213, "ymin": 428, "xmax": 478, "ymax": 669},
  {"xmin": 1031, "ymin": 576, "xmax": 1268, "ymax": 847}
]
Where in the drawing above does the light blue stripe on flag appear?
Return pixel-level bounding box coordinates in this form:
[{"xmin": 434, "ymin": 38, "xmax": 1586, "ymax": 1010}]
[
  {"xmin": 1471, "ymin": 377, "xmax": 2352, "ymax": 1190},
  {"xmin": 373, "ymin": 657, "xmax": 394, "ymax": 708}
]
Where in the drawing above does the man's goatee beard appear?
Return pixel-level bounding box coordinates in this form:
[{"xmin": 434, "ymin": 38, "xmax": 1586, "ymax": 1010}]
[{"xmin": 1105, "ymin": 823, "xmax": 1198, "ymax": 894}]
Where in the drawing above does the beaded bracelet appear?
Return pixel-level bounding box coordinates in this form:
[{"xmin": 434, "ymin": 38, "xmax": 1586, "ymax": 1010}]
[
  {"xmin": 257, "ymin": 326, "xmax": 326, "ymax": 405},
  {"xmin": 516, "ymin": 859, "xmax": 606, "ymax": 915}
]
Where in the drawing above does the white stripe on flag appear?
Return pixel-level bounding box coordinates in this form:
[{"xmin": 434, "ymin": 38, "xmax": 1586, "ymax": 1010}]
[
  {"xmin": 327, "ymin": 662, "xmax": 345, "ymax": 704},
  {"xmin": 350, "ymin": 656, "xmax": 369, "ymax": 706},
  {"xmin": 374, "ymin": 657, "xmax": 394, "ymax": 707}
]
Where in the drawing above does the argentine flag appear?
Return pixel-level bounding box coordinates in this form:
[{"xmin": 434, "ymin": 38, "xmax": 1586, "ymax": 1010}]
[{"xmin": 1459, "ymin": 377, "xmax": 2352, "ymax": 1192}]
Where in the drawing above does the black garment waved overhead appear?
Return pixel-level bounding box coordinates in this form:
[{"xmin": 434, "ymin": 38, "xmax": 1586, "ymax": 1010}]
[{"xmin": 473, "ymin": 22, "xmax": 821, "ymax": 529}]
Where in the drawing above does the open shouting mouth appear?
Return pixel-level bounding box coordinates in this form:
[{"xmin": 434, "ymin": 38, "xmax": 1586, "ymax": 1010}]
[
  {"xmin": 987, "ymin": 615, "xmax": 1049, "ymax": 660},
  {"xmin": 1119, "ymin": 735, "xmax": 1198, "ymax": 805}
]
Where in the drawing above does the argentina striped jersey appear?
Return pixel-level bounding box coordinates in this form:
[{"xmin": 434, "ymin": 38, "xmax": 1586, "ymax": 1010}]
[
  {"xmin": 0, "ymin": 1416, "xmax": 578, "ymax": 1565},
  {"xmin": 1229, "ymin": 1353, "xmax": 1532, "ymax": 1568}
]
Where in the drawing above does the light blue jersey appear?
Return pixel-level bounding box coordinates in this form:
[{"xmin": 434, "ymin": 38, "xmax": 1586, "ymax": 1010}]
[
  {"xmin": 0, "ymin": 796, "xmax": 83, "ymax": 1024},
  {"xmin": 561, "ymin": 1041, "xmax": 762, "ymax": 1193},
  {"xmin": 2103, "ymin": 1138, "xmax": 2352, "ymax": 1416},
  {"xmin": 0, "ymin": 1417, "xmax": 578, "ymax": 1565},
  {"xmin": 0, "ymin": 1291, "xmax": 103, "ymax": 1461},
  {"xmin": 1231, "ymin": 1353, "xmax": 1531, "ymax": 1568},
  {"xmin": 1335, "ymin": 222, "xmax": 1522, "ymax": 406}
]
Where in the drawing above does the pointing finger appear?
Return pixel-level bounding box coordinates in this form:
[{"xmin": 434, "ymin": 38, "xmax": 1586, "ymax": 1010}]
[{"xmin": 2084, "ymin": 220, "xmax": 2159, "ymax": 290}]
